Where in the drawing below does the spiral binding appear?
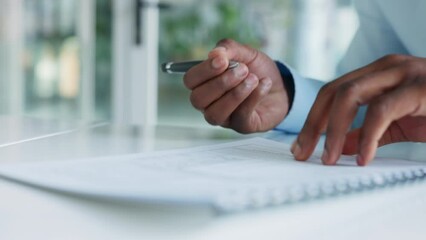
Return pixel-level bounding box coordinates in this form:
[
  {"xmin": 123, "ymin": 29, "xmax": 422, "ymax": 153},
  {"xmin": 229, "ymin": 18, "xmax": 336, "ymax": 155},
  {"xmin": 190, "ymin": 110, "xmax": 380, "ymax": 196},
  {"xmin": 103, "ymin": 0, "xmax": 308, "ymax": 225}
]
[{"xmin": 215, "ymin": 168, "xmax": 426, "ymax": 212}]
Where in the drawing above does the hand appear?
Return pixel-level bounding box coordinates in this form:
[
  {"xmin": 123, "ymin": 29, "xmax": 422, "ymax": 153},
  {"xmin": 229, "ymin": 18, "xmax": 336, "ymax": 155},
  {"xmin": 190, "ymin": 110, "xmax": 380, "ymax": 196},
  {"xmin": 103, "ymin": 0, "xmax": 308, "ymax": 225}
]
[
  {"xmin": 183, "ymin": 39, "xmax": 289, "ymax": 133},
  {"xmin": 291, "ymin": 54, "xmax": 426, "ymax": 166}
]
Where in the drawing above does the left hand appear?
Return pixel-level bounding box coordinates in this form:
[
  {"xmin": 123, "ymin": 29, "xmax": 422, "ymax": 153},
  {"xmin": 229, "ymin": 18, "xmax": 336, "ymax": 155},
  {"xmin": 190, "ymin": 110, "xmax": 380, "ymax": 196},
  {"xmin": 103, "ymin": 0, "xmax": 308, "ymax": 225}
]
[{"xmin": 291, "ymin": 54, "xmax": 426, "ymax": 166}]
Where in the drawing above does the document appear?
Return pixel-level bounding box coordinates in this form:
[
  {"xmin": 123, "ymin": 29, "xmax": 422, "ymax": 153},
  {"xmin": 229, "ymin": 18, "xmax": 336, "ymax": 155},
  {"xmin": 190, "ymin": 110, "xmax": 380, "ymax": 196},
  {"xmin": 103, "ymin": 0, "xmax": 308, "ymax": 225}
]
[{"xmin": 0, "ymin": 138, "xmax": 425, "ymax": 212}]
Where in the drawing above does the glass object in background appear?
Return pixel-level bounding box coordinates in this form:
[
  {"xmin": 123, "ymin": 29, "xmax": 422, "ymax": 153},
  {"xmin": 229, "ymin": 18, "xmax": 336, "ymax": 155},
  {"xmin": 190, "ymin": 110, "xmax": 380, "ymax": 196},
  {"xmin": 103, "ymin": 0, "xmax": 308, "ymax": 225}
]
[
  {"xmin": 22, "ymin": 0, "xmax": 112, "ymax": 120},
  {"xmin": 24, "ymin": 0, "xmax": 79, "ymax": 118},
  {"xmin": 94, "ymin": 0, "xmax": 113, "ymax": 120},
  {"xmin": 158, "ymin": 0, "xmax": 358, "ymax": 127},
  {"xmin": 2, "ymin": 0, "xmax": 154, "ymax": 126},
  {"xmin": 0, "ymin": 0, "xmax": 24, "ymax": 115}
]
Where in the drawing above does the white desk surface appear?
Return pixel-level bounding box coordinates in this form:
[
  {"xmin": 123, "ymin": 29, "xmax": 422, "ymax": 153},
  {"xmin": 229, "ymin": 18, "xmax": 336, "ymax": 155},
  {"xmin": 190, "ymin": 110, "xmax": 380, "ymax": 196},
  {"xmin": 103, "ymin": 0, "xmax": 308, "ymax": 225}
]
[{"xmin": 1, "ymin": 116, "xmax": 426, "ymax": 240}]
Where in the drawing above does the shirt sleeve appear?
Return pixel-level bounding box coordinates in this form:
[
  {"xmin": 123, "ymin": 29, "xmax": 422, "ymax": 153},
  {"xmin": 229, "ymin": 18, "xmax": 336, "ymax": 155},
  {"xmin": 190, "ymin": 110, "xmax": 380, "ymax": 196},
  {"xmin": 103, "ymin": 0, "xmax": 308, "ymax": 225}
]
[
  {"xmin": 274, "ymin": 62, "xmax": 325, "ymax": 133},
  {"xmin": 337, "ymin": 0, "xmax": 408, "ymax": 129},
  {"xmin": 338, "ymin": 0, "xmax": 408, "ymax": 74},
  {"xmin": 274, "ymin": 0, "xmax": 409, "ymax": 133}
]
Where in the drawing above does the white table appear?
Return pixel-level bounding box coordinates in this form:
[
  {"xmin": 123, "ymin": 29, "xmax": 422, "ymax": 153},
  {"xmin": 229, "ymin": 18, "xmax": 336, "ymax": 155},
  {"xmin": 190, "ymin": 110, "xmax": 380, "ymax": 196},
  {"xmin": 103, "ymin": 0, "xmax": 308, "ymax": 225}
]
[{"xmin": 1, "ymin": 116, "xmax": 426, "ymax": 240}]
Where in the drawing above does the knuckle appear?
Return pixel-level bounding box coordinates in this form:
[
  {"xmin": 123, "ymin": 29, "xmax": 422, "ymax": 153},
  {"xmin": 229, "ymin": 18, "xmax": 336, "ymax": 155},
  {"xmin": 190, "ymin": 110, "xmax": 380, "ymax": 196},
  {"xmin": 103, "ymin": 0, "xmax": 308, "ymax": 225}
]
[
  {"xmin": 368, "ymin": 98, "xmax": 390, "ymax": 120},
  {"xmin": 336, "ymin": 81, "xmax": 361, "ymax": 100},
  {"xmin": 216, "ymin": 38, "xmax": 236, "ymax": 49},
  {"xmin": 317, "ymin": 82, "xmax": 334, "ymax": 98},
  {"xmin": 411, "ymin": 77, "xmax": 426, "ymax": 88},
  {"xmin": 204, "ymin": 111, "xmax": 222, "ymax": 126},
  {"xmin": 234, "ymin": 125, "xmax": 254, "ymax": 134},
  {"xmin": 242, "ymin": 44, "xmax": 259, "ymax": 61},
  {"xmin": 183, "ymin": 74, "xmax": 194, "ymax": 89},
  {"xmin": 402, "ymin": 60, "xmax": 425, "ymax": 77},
  {"xmin": 380, "ymin": 54, "xmax": 410, "ymax": 65},
  {"xmin": 214, "ymin": 75, "xmax": 231, "ymax": 91},
  {"xmin": 230, "ymin": 86, "xmax": 249, "ymax": 101},
  {"xmin": 189, "ymin": 92, "xmax": 204, "ymax": 110},
  {"xmin": 229, "ymin": 114, "xmax": 258, "ymax": 134}
]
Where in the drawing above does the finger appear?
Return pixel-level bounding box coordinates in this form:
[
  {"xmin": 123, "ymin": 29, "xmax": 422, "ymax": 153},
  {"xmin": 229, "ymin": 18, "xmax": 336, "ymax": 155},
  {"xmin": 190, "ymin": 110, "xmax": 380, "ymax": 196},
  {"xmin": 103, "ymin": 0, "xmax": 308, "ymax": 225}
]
[
  {"xmin": 293, "ymin": 63, "xmax": 382, "ymax": 160},
  {"xmin": 384, "ymin": 116, "xmax": 426, "ymax": 143},
  {"xmin": 292, "ymin": 56, "xmax": 408, "ymax": 161},
  {"xmin": 321, "ymin": 97, "xmax": 359, "ymax": 165},
  {"xmin": 322, "ymin": 65, "xmax": 409, "ymax": 165},
  {"xmin": 342, "ymin": 129, "xmax": 361, "ymax": 155},
  {"xmin": 343, "ymin": 123, "xmax": 407, "ymax": 156},
  {"xmin": 184, "ymin": 39, "xmax": 261, "ymax": 90},
  {"xmin": 228, "ymin": 77, "xmax": 273, "ymax": 133},
  {"xmin": 342, "ymin": 116, "xmax": 426, "ymax": 155},
  {"xmin": 357, "ymin": 81, "xmax": 426, "ymax": 166},
  {"xmin": 208, "ymin": 46, "xmax": 227, "ymax": 59},
  {"xmin": 215, "ymin": 39, "xmax": 259, "ymax": 65},
  {"xmin": 183, "ymin": 53, "xmax": 230, "ymax": 90},
  {"xmin": 291, "ymin": 68, "xmax": 384, "ymax": 161},
  {"xmin": 189, "ymin": 64, "xmax": 249, "ymax": 110},
  {"xmin": 203, "ymin": 73, "xmax": 259, "ymax": 127}
]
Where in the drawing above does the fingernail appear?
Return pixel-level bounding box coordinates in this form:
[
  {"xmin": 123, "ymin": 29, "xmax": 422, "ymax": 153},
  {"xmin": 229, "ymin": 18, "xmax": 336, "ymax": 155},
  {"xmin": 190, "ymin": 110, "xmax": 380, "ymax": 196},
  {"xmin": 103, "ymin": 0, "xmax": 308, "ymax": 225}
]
[
  {"xmin": 212, "ymin": 57, "xmax": 224, "ymax": 69},
  {"xmin": 321, "ymin": 148, "xmax": 329, "ymax": 164},
  {"xmin": 208, "ymin": 47, "xmax": 227, "ymax": 58},
  {"xmin": 261, "ymin": 79, "xmax": 272, "ymax": 94},
  {"xmin": 357, "ymin": 151, "xmax": 369, "ymax": 166},
  {"xmin": 357, "ymin": 141, "xmax": 371, "ymax": 166},
  {"xmin": 233, "ymin": 65, "xmax": 247, "ymax": 78},
  {"xmin": 356, "ymin": 154, "xmax": 364, "ymax": 166},
  {"xmin": 214, "ymin": 46, "xmax": 227, "ymax": 51},
  {"xmin": 291, "ymin": 140, "xmax": 301, "ymax": 157},
  {"xmin": 245, "ymin": 75, "xmax": 257, "ymax": 88}
]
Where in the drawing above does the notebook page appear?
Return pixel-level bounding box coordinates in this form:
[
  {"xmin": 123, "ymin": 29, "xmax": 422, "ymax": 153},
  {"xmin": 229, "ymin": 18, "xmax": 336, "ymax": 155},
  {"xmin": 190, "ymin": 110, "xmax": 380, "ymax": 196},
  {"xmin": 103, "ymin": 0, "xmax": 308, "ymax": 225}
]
[{"xmin": 0, "ymin": 138, "xmax": 424, "ymax": 211}]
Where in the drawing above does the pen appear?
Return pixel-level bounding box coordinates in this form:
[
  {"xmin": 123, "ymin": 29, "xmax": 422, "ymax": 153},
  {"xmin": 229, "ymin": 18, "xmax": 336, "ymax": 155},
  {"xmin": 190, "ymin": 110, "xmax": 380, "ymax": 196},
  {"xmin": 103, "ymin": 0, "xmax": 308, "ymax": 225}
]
[{"xmin": 161, "ymin": 60, "xmax": 239, "ymax": 74}]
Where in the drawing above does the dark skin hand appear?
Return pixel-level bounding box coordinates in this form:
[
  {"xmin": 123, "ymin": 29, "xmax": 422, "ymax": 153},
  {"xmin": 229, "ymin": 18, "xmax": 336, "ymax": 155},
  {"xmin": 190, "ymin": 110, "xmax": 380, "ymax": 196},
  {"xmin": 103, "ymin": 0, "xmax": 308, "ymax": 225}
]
[
  {"xmin": 184, "ymin": 38, "xmax": 426, "ymax": 166},
  {"xmin": 183, "ymin": 39, "xmax": 289, "ymax": 133},
  {"xmin": 291, "ymin": 54, "xmax": 426, "ymax": 166}
]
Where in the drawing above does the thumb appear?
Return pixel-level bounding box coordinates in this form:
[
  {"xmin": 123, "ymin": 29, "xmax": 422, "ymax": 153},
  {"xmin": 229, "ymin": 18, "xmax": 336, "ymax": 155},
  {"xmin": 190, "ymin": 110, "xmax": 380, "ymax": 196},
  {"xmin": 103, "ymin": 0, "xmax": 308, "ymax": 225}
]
[{"xmin": 208, "ymin": 39, "xmax": 259, "ymax": 64}]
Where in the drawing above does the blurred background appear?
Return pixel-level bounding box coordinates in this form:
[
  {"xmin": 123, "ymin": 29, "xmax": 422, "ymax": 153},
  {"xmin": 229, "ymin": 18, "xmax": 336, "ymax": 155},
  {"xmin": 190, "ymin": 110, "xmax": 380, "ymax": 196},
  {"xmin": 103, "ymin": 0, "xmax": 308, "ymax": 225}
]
[{"xmin": 0, "ymin": 0, "xmax": 358, "ymax": 127}]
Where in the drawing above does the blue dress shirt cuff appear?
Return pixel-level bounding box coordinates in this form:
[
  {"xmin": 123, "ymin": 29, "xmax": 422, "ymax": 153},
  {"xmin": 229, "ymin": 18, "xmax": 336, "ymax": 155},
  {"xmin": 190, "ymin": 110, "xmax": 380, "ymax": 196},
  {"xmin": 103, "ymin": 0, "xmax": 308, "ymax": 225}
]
[
  {"xmin": 275, "ymin": 61, "xmax": 295, "ymax": 113},
  {"xmin": 274, "ymin": 61, "xmax": 325, "ymax": 133}
]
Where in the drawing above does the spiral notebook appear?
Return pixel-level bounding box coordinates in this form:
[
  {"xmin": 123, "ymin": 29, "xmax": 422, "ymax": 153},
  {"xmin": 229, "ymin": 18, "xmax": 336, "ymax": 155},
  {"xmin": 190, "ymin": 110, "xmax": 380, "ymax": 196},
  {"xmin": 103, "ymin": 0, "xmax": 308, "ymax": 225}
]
[{"xmin": 0, "ymin": 138, "xmax": 425, "ymax": 213}]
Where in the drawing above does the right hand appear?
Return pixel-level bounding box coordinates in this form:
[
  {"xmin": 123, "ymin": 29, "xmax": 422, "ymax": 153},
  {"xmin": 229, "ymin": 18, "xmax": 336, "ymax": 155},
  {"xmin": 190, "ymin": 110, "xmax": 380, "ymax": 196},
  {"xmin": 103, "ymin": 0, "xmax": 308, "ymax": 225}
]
[{"xmin": 183, "ymin": 39, "xmax": 290, "ymax": 133}]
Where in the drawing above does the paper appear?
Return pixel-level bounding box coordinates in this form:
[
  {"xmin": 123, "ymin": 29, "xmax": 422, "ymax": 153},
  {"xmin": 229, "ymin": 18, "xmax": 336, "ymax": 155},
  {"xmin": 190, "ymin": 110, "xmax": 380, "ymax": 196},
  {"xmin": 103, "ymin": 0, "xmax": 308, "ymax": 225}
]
[{"xmin": 0, "ymin": 138, "xmax": 425, "ymax": 212}]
